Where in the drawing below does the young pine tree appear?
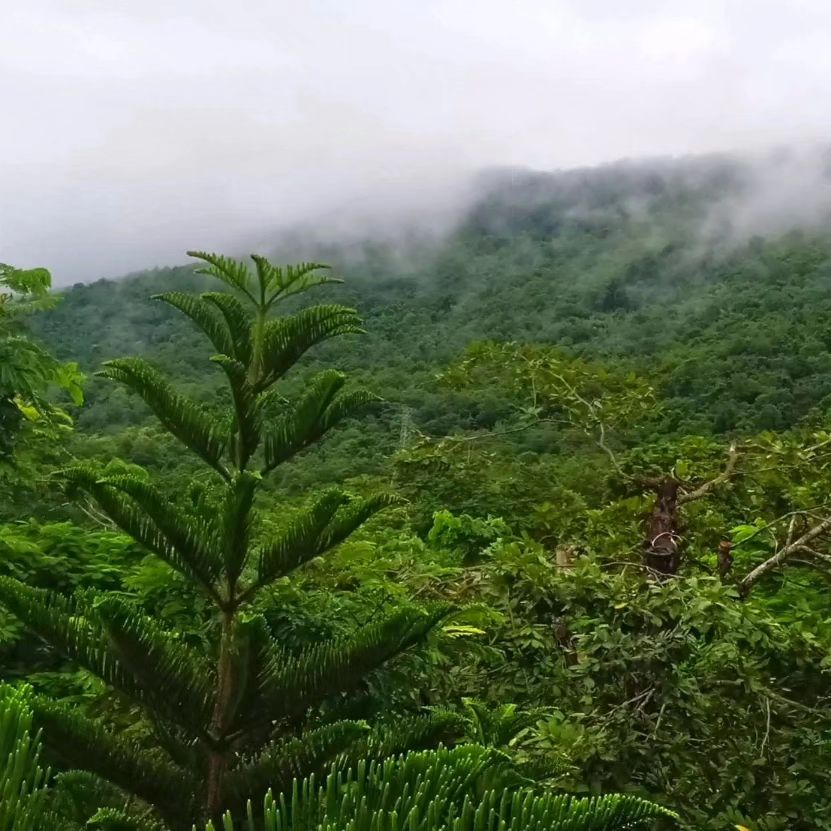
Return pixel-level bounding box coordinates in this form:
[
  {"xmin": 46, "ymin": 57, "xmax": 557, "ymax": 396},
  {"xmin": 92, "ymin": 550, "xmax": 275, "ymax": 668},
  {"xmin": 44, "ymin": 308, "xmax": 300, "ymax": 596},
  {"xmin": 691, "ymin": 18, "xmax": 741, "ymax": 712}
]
[{"xmin": 0, "ymin": 253, "xmax": 450, "ymax": 829}]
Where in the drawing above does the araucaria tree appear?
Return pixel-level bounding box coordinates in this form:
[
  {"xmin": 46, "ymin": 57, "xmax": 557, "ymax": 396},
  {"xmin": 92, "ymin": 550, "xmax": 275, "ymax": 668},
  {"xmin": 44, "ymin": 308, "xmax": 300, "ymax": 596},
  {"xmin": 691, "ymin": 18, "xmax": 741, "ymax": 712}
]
[{"xmin": 0, "ymin": 253, "xmax": 450, "ymax": 829}]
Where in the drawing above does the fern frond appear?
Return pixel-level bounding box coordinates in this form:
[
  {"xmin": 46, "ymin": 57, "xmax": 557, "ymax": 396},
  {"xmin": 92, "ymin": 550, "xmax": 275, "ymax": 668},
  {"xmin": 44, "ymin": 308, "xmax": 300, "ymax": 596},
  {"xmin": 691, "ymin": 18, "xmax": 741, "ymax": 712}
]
[
  {"xmin": 152, "ymin": 292, "xmax": 235, "ymax": 358},
  {"xmin": 31, "ymin": 698, "xmax": 193, "ymax": 826},
  {"xmin": 255, "ymin": 605, "xmax": 451, "ymax": 724},
  {"xmin": 99, "ymin": 359, "xmax": 229, "ymax": 477},
  {"xmin": 262, "ymin": 370, "xmax": 379, "ymax": 472},
  {"xmin": 254, "ymin": 305, "xmax": 363, "ymax": 391},
  {"xmin": 254, "ymin": 491, "xmax": 397, "ymax": 589},
  {"xmin": 222, "ymin": 720, "xmax": 367, "ymax": 814}
]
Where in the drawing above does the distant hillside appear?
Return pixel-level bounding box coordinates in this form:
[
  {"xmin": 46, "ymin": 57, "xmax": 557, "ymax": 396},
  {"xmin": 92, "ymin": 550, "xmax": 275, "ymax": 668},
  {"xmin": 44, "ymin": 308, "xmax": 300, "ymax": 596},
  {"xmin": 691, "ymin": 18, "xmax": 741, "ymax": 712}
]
[{"xmin": 32, "ymin": 154, "xmax": 831, "ymax": 453}]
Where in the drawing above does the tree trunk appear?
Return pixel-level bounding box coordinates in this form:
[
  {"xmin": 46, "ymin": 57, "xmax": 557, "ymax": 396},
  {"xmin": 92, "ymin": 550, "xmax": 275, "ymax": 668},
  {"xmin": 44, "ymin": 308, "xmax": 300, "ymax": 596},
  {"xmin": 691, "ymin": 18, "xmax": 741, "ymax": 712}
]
[
  {"xmin": 717, "ymin": 541, "xmax": 734, "ymax": 579},
  {"xmin": 206, "ymin": 611, "xmax": 237, "ymax": 820},
  {"xmin": 644, "ymin": 478, "xmax": 681, "ymax": 576}
]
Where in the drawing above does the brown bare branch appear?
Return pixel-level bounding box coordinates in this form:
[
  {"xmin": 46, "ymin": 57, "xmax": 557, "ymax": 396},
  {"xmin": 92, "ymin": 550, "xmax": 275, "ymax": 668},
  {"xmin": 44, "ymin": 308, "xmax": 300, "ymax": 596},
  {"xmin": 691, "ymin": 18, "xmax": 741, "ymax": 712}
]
[
  {"xmin": 740, "ymin": 513, "xmax": 831, "ymax": 595},
  {"xmin": 678, "ymin": 444, "xmax": 739, "ymax": 505},
  {"xmin": 796, "ymin": 545, "xmax": 831, "ymax": 567}
]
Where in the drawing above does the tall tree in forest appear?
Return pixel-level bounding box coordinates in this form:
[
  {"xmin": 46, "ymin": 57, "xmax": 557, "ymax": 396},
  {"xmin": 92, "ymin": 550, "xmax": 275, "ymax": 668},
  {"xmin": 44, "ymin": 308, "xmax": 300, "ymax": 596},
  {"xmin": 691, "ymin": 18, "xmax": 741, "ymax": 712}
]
[
  {"xmin": 0, "ymin": 253, "xmax": 451, "ymax": 829},
  {"xmin": 0, "ymin": 263, "xmax": 82, "ymax": 467}
]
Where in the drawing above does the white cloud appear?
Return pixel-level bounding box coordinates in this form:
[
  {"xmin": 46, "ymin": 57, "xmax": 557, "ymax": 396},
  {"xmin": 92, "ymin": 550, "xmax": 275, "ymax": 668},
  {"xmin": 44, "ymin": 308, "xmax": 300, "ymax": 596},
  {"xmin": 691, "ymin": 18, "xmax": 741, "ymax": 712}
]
[{"xmin": 3, "ymin": 0, "xmax": 831, "ymax": 282}]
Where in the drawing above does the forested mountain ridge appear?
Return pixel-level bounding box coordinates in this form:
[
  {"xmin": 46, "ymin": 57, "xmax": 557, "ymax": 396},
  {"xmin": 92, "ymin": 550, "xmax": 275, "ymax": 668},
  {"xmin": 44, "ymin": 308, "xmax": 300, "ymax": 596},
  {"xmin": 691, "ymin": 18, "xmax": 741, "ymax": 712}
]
[
  {"xmin": 34, "ymin": 153, "xmax": 831, "ymax": 443},
  {"xmin": 5, "ymin": 154, "xmax": 831, "ymax": 830}
]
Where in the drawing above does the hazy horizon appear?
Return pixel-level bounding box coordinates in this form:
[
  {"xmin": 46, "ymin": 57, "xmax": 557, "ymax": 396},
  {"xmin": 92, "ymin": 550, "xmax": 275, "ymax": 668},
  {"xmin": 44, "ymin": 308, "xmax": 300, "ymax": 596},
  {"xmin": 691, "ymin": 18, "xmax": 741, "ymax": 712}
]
[{"xmin": 5, "ymin": 1, "xmax": 831, "ymax": 284}]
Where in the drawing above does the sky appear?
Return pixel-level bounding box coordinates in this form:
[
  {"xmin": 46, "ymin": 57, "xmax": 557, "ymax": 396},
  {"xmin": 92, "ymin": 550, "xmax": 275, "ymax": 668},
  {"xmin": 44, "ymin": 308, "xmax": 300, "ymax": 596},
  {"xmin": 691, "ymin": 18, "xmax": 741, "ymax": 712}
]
[{"xmin": 3, "ymin": 0, "xmax": 831, "ymax": 284}]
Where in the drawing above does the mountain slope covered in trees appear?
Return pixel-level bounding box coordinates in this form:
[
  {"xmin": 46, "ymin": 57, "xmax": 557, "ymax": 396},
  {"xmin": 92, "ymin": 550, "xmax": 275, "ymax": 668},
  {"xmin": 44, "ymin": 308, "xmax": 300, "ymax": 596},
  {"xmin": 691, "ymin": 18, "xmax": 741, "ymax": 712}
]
[
  {"xmin": 4, "ymin": 153, "xmax": 831, "ymax": 830},
  {"xmin": 35, "ymin": 154, "xmax": 831, "ymax": 443}
]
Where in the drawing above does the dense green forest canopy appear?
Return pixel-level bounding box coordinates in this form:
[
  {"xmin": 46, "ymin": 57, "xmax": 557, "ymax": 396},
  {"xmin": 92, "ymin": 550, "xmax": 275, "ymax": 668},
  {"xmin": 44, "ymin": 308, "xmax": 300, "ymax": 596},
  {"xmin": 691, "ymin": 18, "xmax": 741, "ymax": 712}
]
[
  {"xmin": 3, "ymin": 154, "xmax": 831, "ymax": 831},
  {"xmin": 34, "ymin": 154, "xmax": 831, "ymax": 444}
]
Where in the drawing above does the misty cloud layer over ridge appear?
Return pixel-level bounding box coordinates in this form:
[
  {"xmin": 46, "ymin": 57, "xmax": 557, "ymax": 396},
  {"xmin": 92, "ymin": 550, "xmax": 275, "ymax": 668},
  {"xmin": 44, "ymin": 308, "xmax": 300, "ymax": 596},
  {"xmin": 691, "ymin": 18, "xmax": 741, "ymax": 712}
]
[{"xmin": 5, "ymin": 1, "xmax": 831, "ymax": 283}]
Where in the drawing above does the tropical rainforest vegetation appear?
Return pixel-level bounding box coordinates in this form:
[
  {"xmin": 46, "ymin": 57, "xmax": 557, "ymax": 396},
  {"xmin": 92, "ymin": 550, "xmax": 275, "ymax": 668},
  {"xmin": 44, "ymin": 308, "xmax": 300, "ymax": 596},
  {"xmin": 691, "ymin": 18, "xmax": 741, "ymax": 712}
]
[{"xmin": 3, "ymin": 157, "xmax": 831, "ymax": 830}]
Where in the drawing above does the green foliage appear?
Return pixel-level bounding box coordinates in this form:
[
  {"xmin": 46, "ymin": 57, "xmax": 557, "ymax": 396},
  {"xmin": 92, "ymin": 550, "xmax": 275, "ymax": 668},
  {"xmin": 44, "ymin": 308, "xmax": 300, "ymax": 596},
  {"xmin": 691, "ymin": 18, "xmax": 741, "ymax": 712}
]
[
  {"xmin": 203, "ymin": 746, "xmax": 677, "ymax": 831},
  {"xmin": 0, "ymin": 263, "xmax": 83, "ymax": 410},
  {"xmin": 0, "ymin": 685, "xmax": 49, "ymax": 831},
  {"xmin": 445, "ymin": 539, "xmax": 831, "ymax": 830},
  {"xmin": 0, "ymin": 263, "xmax": 84, "ymax": 519},
  {"xmin": 12, "ymin": 163, "xmax": 831, "ymax": 830},
  {"xmin": 0, "ymin": 698, "xmax": 677, "ymax": 831},
  {"xmin": 428, "ymin": 511, "xmax": 510, "ymax": 563},
  {"xmin": 0, "ymin": 253, "xmax": 446, "ymax": 829},
  {"xmin": 278, "ymin": 419, "xmax": 831, "ymax": 831},
  {"xmin": 34, "ymin": 162, "xmax": 831, "ymax": 475},
  {"xmin": 0, "ymin": 522, "xmax": 146, "ymax": 686},
  {"xmin": 440, "ymin": 341, "xmax": 656, "ymax": 446}
]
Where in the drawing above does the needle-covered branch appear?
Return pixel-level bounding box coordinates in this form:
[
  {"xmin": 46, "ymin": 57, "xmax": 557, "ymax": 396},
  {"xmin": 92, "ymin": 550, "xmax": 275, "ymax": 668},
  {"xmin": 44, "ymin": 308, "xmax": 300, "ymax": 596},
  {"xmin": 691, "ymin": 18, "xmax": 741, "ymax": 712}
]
[{"xmin": 0, "ymin": 251, "xmax": 437, "ymax": 828}]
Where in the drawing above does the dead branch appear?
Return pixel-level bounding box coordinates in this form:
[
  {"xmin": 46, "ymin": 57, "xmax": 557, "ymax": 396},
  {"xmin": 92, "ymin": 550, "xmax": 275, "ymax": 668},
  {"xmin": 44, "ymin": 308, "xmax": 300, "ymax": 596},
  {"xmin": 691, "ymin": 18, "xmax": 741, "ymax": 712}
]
[
  {"xmin": 77, "ymin": 498, "xmax": 117, "ymax": 530},
  {"xmin": 740, "ymin": 513, "xmax": 831, "ymax": 595},
  {"xmin": 804, "ymin": 435, "xmax": 831, "ymax": 454},
  {"xmin": 643, "ymin": 478, "xmax": 682, "ymax": 576},
  {"xmin": 796, "ymin": 546, "xmax": 831, "ymax": 567},
  {"xmin": 729, "ymin": 505, "xmax": 831, "ymax": 549},
  {"xmin": 555, "ymin": 545, "xmax": 575, "ymax": 569},
  {"xmin": 634, "ymin": 445, "xmax": 740, "ymax": 577},
  {"xmin": 760, "ymin": 696, "xmax": 771, "ymax": 755},
  {"xmin": 785, "ymin": 515, "xmax": 798, "ymax": 549},
  {"xmin": 608, "ymin": 687, "xmax": 655, "ymax": 714},
  {"xmin": 678, "ymin": 444, "xmax": 739, "ymax": 505}
]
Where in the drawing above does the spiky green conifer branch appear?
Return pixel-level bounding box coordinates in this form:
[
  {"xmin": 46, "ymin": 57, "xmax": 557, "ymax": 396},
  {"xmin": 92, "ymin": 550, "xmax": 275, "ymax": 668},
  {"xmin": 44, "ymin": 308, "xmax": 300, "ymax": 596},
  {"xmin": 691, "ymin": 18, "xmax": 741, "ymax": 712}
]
[
  {"xmin": 248, "ymin": 491, "xmax": 399, "ymax": 598},
  {"xmin": 261, "ymin": 370, "xmax": 379, "ymax": 473},
  {"xmin": 32, "ymin": 698, "xmax": 195, "ymax": 826},
  {"xmin": 63, "ymin": 466, "xmax": 224, "ymax": 602},
  {"xmin": 98, "ymin": 359, "xmax": 230, "ymax": 481},
  {"xmin": 0, "ymin": 251, "xmax": 447, "ymax": 828},
  {"xmin": 220, "ymin": 720, "xmax": 367, "ymax": 814},
  {"xmin": 247, "ymin": 605, "xmax": 451, "ymax": 731}
]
